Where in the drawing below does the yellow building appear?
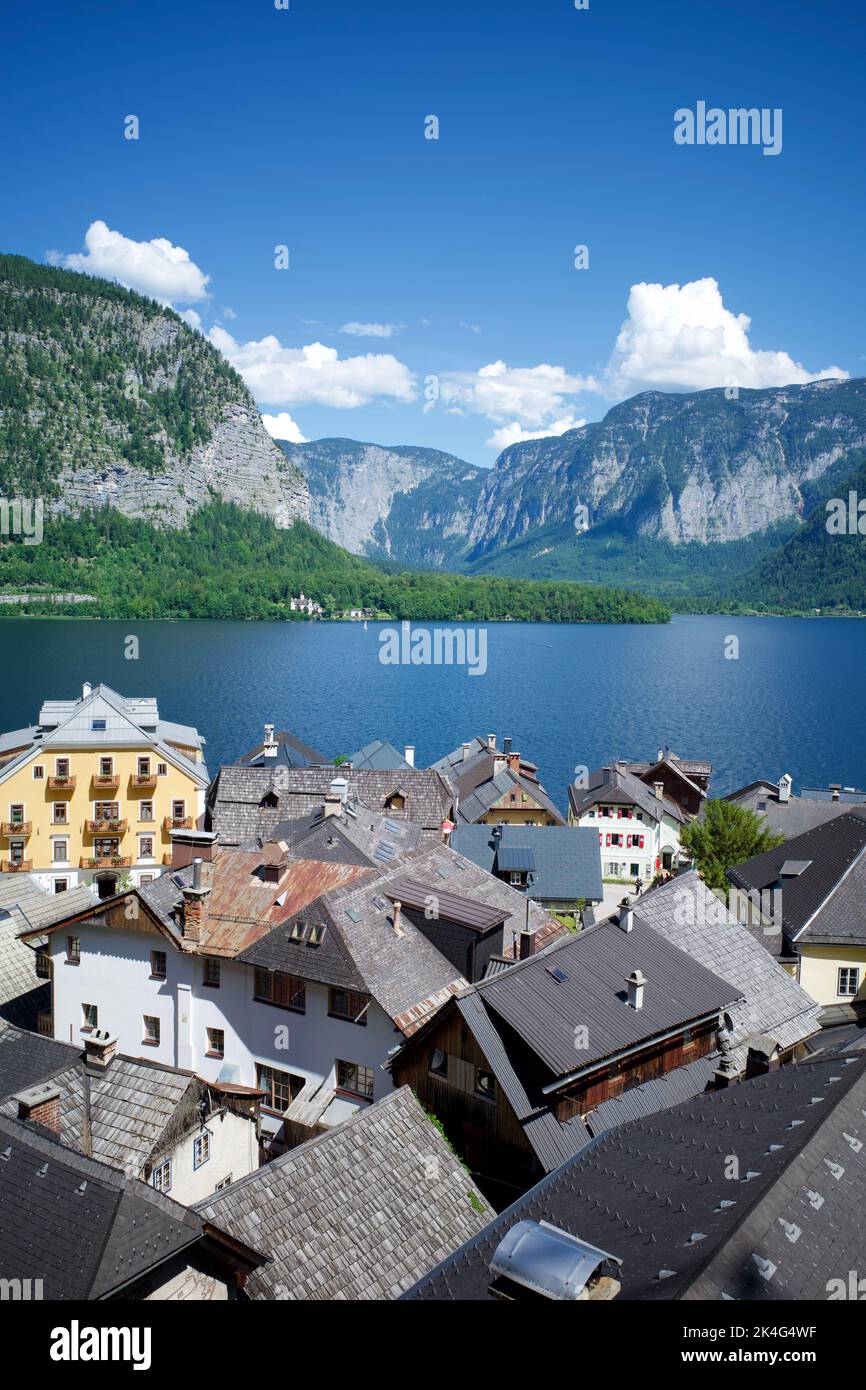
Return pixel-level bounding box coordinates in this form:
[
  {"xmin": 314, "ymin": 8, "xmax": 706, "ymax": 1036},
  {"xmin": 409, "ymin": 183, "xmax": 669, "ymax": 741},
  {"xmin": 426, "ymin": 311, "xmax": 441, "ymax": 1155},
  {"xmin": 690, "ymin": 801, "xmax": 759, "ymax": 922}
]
[{"xmin": 0, "ymin": 682, "xmax": 209, "ymax": 898}]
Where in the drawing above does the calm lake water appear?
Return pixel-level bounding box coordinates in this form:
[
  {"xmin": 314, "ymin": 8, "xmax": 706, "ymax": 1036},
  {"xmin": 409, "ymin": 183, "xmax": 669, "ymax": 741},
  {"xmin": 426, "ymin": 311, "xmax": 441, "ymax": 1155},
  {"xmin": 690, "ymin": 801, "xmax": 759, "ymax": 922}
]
[{"xmin": 1, "ymin": 616, "xmax": 864, "ymax": 811}]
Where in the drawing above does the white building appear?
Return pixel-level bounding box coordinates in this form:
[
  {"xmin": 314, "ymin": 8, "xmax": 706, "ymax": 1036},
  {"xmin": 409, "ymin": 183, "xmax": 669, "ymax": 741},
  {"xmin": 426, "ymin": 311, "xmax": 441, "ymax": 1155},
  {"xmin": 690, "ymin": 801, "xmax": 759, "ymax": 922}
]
[{"xmin": 568, "ymin": 761, "xmax": 689, "ymax": 885}]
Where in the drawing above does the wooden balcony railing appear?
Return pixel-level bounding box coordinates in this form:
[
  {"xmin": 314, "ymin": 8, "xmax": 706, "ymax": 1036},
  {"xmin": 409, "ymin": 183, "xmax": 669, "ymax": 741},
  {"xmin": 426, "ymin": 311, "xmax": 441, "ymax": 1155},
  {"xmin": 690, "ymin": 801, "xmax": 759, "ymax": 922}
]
[
  {"xmin": 36, "ymin": 1012, "xmax": 53, "ymax": 1037},
  {"xmin": 92, "ymin": 774, "xmax": 120, "ymax": 790},
  {"xmin": 79, "ymin": 855, "xmax": 132, "ymax": 869},
  {"xmin": 47, "ymin": 775, "xmax": 76, "ymax": 792},
  {"xmin": 1, "ymin": 821, "xmax": 31, "ymax": 837},
  {"xmin": 85, "ymin": 818, "xmax": 128, "ymax": 834},
  {"xmin": 163, "ymin": 816, "xmax": 193, "ymax": 831},
  {"xmin": 131, "ymin": 773, "xmax": 158, "ymax": 788},
  {"xmin": 1, "ymin": 859, "xmax": 32, "ymax": 872}
]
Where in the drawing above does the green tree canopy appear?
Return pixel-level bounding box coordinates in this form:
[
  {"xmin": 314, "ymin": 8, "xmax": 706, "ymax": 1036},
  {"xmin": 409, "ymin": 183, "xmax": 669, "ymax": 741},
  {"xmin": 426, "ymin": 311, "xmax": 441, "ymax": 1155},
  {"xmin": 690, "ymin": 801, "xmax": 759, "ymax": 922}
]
[{"xmin": 681, "ymin": 799, "xmax": 784, "ymax": 893}]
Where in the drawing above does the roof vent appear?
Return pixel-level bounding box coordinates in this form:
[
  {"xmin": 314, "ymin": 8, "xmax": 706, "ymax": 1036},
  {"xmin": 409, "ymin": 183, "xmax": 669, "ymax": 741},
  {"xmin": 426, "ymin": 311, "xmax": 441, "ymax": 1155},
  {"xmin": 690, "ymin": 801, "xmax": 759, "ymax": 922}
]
[{"xmin": 489, "ymin": 1220, "xmax": 622, "ymax": 1301}]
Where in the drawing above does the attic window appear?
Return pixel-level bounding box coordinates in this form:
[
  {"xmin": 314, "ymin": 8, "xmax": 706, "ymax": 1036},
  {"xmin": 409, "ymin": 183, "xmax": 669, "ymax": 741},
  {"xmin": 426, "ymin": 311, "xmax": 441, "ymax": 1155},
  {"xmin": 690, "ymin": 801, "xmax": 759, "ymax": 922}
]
[
  {"xmin": 547, "ymin": 966, "xmax": 569, "ymax": 984},
  {"xmin": 307, "ymin": 922, "xmax": 325, "ymax": 946},
  {"xmin": 288, "ymin": 920, "xmax": 305, "ymax": 942},
  {"xmin": 260, "ymin": 791, "xmax": 279, "ymax": 808},
  {"xmin": 91, "ymin": 719, "xmax": 107, "ymax": 732}
]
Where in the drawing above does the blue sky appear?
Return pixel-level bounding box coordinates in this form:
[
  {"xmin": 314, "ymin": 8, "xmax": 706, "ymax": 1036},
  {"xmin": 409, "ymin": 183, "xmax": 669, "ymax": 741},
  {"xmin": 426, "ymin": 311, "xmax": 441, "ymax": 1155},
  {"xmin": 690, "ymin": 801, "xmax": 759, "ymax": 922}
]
[{"xmin": 3, "ymin": 0, "xmax": 864, "ymax": 463}]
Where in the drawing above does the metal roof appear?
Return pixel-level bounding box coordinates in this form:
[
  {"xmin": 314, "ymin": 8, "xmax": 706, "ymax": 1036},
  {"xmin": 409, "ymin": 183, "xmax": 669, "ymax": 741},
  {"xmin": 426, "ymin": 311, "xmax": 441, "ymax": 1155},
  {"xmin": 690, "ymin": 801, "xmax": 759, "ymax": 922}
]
[
  {"xmin": 385, "ymin": 878, "xmax": 511, "ymax": 933},
  {"xmin": 495, "ymin": 845, "xmax": 536, "ymax": 873}
]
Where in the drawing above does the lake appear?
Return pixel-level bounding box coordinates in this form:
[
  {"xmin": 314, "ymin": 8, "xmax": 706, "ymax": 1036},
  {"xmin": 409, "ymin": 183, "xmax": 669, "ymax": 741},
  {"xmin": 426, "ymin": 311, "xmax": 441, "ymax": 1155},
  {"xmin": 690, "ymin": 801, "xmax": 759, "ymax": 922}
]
[{"xmin": 1, "ymin": 615, "xmax": 864, "ymax": 811}]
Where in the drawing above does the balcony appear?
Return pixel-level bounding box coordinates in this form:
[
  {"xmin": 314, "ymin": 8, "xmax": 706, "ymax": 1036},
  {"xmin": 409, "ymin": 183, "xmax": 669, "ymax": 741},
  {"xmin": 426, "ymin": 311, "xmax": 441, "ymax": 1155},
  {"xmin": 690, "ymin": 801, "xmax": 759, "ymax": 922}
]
[
  {"xmin": 92, "ymin": 773, "xmax": 120, "ymax": 791},
  {"xmin": 131, "ymin": 773, "xmax": 158, "ymax": 789},
  {"xmin": 1, "ymin": 821, "xmax": 31, "ymax": 837},
  {"xmin": 85, "ymin": 818, "xmax": 128, "ymax": 835},
  {"xmin": 1, "ymin": 859, "xmax": 32, "ymax": 872},
  {"xmin": 163, "ymin": 816, "xmax": 193, "ymax": 831},
  {"xmin": 79, "ymin": 854, "xmax": 132, "ymax": 870},
  {"xmin": 47, "ymin": 775, "xmax": 76, "ymax": 792},
  {"xmin": 36, "ymin": 1012, "xmax": 52, "ymax": 1037}
]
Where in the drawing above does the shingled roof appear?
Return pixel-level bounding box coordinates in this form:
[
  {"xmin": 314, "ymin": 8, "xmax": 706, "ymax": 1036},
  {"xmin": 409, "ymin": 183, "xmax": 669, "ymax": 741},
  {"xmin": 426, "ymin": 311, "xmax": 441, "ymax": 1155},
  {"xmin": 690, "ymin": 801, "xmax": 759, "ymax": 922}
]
[
  {"xmin": 208, "ymin": 764, "xmax": 454, "ymax": 845},
  {"xmin": 403, "ymin": 1050, "xmax": 866, "ymax": 1301},
  {"xmin": 451, "ymin": 824, "xmax": 603, "ymax": 904},
  {"xmin": 568, "ymin": 764, "xmax": 687, "ymax": 825},
  {"xmin": 196, "ymin": 1087, "xmax": 492, "ymax": 1300},
  {"xmin": 0, "ymin": 1114, "xmax": 264, "ymax": 1299},
  {"xmin": 725, "ymin": 779, "xmax": 865, "ymax": 839}
]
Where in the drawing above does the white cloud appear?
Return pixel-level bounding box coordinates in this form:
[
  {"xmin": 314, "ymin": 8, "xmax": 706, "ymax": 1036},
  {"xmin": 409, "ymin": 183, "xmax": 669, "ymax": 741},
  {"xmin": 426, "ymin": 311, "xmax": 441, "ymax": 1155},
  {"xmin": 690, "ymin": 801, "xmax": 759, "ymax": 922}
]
[
  {"xmin": 607, "ymin": 277, "xmax": 847, "ymax": 395},
  {"xmin": 62, "ymin": 220, "xmax": 210, "ymax": 306},
  {"xmin": 179, "ymin": 308, "xmax": 203, "ymax": 331},
  {"xmin": 486, "ymin": 415, "xmax": 587, "ymax": 451},
  {"xmin": 339, "ymin": 321, "xmax": 404, "ymax": 338},
  {"xmin": 45, "ymin": 249, "xmax": 63, "ymax": 267},
  {"xmin": 435, "ymin": 360, "xmax": 600, "ymax": 428},
  {"xmin": 209, "ymin": 326, "xmax": 416, "ymax": 408},
  {"xmin": 262, "ymin": 411, "xmax": 308, "ymax": 443},
  {"xmin": 222, "ymin": 306, "xmax": 237, "ymax": 321},
  {"xmin": 459, "ymin": 320, "xmax": 482, "ymax": 334}
]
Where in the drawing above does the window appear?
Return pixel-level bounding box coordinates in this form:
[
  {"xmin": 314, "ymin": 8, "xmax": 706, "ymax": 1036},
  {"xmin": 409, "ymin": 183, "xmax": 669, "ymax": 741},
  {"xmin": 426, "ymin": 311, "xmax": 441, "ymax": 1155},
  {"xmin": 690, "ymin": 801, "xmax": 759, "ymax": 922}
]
[
  {"xmin": 172, "ymin": 800, "xmax": 186, "ymax": 821},
  {"xmin": 152, "ymin": 1159, "xmax": 171, "ymax": 1193},
  {"xmin": 52, "ymin": 803, "xmax": 68, "ymax": 825},
  {"xmin": 94, "ymin": 837, "xmax": 120, "ymax": 859},
  {"xmin": 91, "ymin": 719, "xmax": 107, "ymax": 732},
  {"xmin": 838, "ymin": 968, "xmax": 860, "ymax": 997},
  {"xmin": 139, "ymin": 800, "xmax": 154, "ymax": 821},
  {"xmin": 32, "ymin": 764, "xmax": 44, "ymax": 780},
  {"xmin": 215, "ymin": 1174, "xmax": 233, "ymax": 1192},
  {"xmin": 66, "ymin": 936, "xmax": 80, "ymax": 963},
  {"xmin": 99, "ymin": 756, "xmax": 113, "ymax": 776},
  {"xmin": 82, "ymin": 1003, "xmax": 98, "ymax": 1031},
  {"xmin": 54, "ymin": 879, "xmax": 68, "ymax": 894},
  {"xmin": 137, "ymin": 757, "xmax": 151, "ymax": 776},
  {"xmin": 52, "ymin": 840, "xmax": 68, "ymax": 863},
  {"xmin": 193, "ymin": 1132, "xmax": 211, "ymax": 1169},
  {"xmin": 430, "ymin": 1048, "xmax": 448, "ymax": 1078},
  {"xmin": 203, "ymin": 959, "xmax": 221, "ymax": 988},
  {"xmin": 206, "ymin": 1027, "xmax": 224, "ymax": 1058},
  {"xmin": 509, "ymin": 871, "xmax": 523, "ymax": 886},
  {"xmin": 9, "ymin": 803, "xmax": 25, "ymax": 825},
  {"xmin": 9, "ymin": 841, "xmax": 25, "ymax": 866},
  {"xmin": 94, "ymin": 801, "xmax": 119, "ymax": 820},
  {"xmin": 254, "ymin": 968, "xmax": 305, "ymax": 1012},
  {"xmin": 336, "ymin": 1060, "xmax": 374, "ymax": 1099},
  {"xmin": 328, "ymin": 988, "xmax": 369, "ymax": 1024},
  {"xmin": 35, "ymin": 949, "xmax": 50, "ymax": 979},
  {"xmin": 139, "ymin": 874, "xmax": 154, "ymax": 885},
  {"xmin": 630, "ymin": 863, "xmax": 640, "ymax": 877},
  {"xmin": 55, "ymin": 758, "xmax": 70, "ymax": 778},
  {"xmin": 150, "ymin": 950, "xmax": 166, "ymax": 980},
  {"xmin": 138, "ymin": 836, "xmax": 154, "ymax": 859},
  {"xmin": 143, "ymin": 1015, "xmax": 160, "ymax": 1045},
  {"xmin": 157, "ymin": 763, "xmax": 168, "ymax": 777},
  {"xmin": 256, "ymin": 1064, "xmax": 304, "ymax": 1113},
  {"xmin": 476, "ymin": 1069, "xmax": 496, "ymax": 1100}
]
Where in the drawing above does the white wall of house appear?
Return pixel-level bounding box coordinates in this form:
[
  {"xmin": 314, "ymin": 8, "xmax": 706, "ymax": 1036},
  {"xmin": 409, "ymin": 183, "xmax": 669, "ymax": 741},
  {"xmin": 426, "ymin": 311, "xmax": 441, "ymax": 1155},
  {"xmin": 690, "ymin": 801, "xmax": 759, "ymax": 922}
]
[
  {"xmin": 147, "ymin": 1106, "xmax": 258, "ymax": 1206},
  {"xmin": 50, "ymin": 924, "xmax": 400, "ymax": 1140},
  {"xmin": 571, "ymin": 803, "xmax": 683, "ymax": 881}
]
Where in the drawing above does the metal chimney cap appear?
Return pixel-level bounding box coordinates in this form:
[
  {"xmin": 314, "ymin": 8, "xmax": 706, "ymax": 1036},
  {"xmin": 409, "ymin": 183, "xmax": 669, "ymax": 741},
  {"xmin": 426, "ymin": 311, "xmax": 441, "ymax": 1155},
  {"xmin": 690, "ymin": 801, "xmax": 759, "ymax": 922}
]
[{"xmin": 490, "ymin": 1220, "xmax": 621, "ymax": 1301}]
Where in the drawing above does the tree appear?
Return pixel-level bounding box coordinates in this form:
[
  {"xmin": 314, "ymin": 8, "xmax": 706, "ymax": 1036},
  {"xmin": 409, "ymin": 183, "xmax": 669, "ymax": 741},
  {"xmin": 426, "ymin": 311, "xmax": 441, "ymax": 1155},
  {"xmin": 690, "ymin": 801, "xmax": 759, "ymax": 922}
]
[{"xmin": 681, "ymin": 799, "xmax": 784, "ymax": 893}]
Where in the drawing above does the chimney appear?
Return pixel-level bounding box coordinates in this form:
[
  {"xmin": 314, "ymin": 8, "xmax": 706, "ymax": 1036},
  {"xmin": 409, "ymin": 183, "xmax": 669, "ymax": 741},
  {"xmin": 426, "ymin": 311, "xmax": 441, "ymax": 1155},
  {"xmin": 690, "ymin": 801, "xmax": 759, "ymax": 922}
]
[
  {"xmin": 462, "ymin": 741, "xmax": 472, "ymax": 762},
  {"xmin": 329, "ymin": 776, "xmax": 349, "ymax": 803},
  {"xmin": 404, "ymin": 745, "xmax": 415, "ymax": 768},
  {"xmin": 507, "ymin": 752, "xmax": 521, "ymax": 775},
  {"xmin": 323, "ymin": 793, "xmax": 343, "ymax": 818},
  {"xmin": 654, "ymin": 781, "xmax": 665, "ymax": 801},
  {"xmin": 493, "ymin": 754, "xmax": 507, "ymax": 776},
  {"xmin": 503, "ymin": 737, "xmax": 512, "ymax": 754},
  {"xmin": 262, "ymin": 860, "xmax": 286, "ymax": 883},
  {"xmin": 487, "ymin": 733, "xmax": 496, "ymax": 750},
  {"xmin": 83, "ymin": 1030, "xmax": 118, "ymax": 1072},
  {"xmin": 778, "ymin": 774, "xmax": 792, "ymax": 804},
  {"xmin": 657, "ymin": 747, "xmax": 664, "ymax": 762},
  {"xmin": 625, "ymin": 968, "xmax": 647, "ymax": 1010},
  {"xmin": 82, "ymin": 681, "xmax": 92, "ymax": 699},
  {"xmin": 518, "ymin": 929, "xmax": 534, "ymax": 961},
  {"xmin": 15, "ymin": 1082, "xmax": 61, "ymax": 1134},
  {"xmin": 182, "ymin": 858, "xmax": 210, "ymax": 943},
  {"xmin": 392, "ymin": 900, "xmax": 403, "ymax": 937},
  {"xmin": 619, "ymin": 905, "xmax": 634, "ymax": 933},
  {"xmin": 263, "ymin": 723, "xmax": 277, "ymax": 757},
  {"xmin": 830, "ymin": 783, "xmax": 841, "ymax": 801}
]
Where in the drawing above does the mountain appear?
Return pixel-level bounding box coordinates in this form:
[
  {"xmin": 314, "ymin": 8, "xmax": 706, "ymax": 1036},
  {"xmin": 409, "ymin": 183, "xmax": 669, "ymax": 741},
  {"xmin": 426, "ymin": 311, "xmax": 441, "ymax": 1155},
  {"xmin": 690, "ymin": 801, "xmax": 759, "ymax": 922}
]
[
  {"xmin": 0, "ymin": 254, "xmax": 308, "ymax": 528},
  {"xmin": 463, "ymin": 378, "xmax": 866, "ymax": 561},
  {"xmin": 278, "ymin": 438, "xmax": 485, "ymax": 568}
]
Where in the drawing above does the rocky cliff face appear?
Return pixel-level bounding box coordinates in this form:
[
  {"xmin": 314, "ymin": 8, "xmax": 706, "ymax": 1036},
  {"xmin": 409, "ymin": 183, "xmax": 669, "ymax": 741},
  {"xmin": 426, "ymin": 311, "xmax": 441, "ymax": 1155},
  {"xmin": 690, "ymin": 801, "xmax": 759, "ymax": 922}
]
[
  {"xmin": 0, "ymin": 254, "xmax": 309, "ymax": 529},
  {"xmin": 279, "ymin": 438, "xmax": 484, "ymax": 567},
  {"xmin": 464, "ymin": 378, "xmax": 866, "ymax": 558}
]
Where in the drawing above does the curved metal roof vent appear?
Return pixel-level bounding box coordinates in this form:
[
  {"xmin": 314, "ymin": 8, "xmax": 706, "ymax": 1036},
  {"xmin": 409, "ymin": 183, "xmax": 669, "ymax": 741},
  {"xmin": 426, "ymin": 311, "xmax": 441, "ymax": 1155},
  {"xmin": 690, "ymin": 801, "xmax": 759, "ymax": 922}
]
[{"xmin": 490, "ymin": 1220, "xmax": 622, "ymax": 1301}]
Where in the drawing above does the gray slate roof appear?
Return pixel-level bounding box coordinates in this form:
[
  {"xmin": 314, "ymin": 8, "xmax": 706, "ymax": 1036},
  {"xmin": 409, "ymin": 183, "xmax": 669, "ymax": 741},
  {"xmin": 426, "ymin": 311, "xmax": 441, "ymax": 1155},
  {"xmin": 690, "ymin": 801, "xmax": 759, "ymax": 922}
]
[
  {"xmin": 403, "ymin": 1050, "xmax": 866, "ymax": 1302},
  {"xmin": 209, "ymin": 764, "xmax": 454, "ymax": 845},
  {"xmin": 0, "ymin": 1022, "xmax": 80, "ymax": 1098},
  {"xmin": 196, "ymin": 1087, "xmax": 492, "ymax": 1300},
  {"xmin": 0, "ymin": 1114, "xmax": 213, "ymax": 1299},
  {"xmin": 0, "ymin": 876, "xmax": 93, "ymax": 1028},
  {"xmin": 455, "ymin": 768, "xmax": 565, "ymax": 826},
  {"xmin": 568, "ymin": 764, "xmax": 686, "ymax": 825},
  {"xmin": 235, "ymin": 728, "xmax": 328, "ymax": 769},
  {"xmin": 451, "ymin": 824, "xmax": 603, "ymax": 903},
  {"xmin": 346, "ymin": 739, "xmax": 412, "ymax": 771},
  {"xmin": 726, "ymin": 779, "xmax": 864, "ymax": 838},
  {"xmin": 631, "ymin": 872, "xmax": 822, "ymax": 1057}
]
